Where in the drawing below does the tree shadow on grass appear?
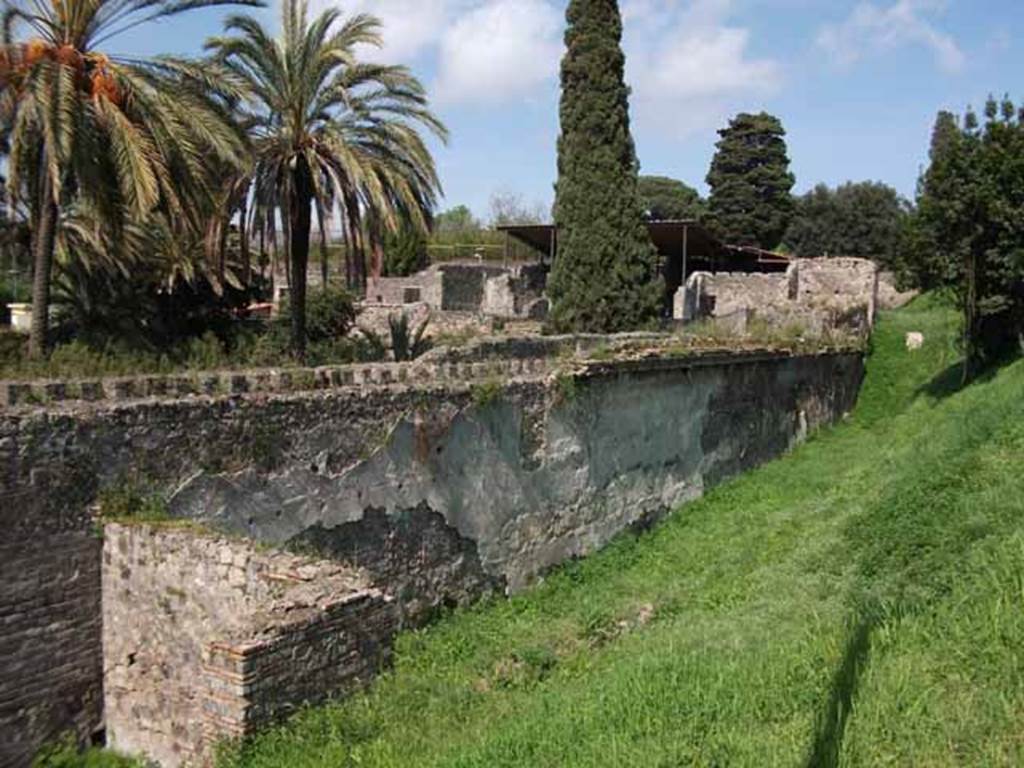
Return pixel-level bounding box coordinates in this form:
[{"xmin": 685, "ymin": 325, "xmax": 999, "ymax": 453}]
[
  {"xmin": 915, "ymin": 358, "xmax": 1003, "ymax": 403},
  {"xmin": 804, "ymin": 611, "xmax": 879, "ymax": 768}
]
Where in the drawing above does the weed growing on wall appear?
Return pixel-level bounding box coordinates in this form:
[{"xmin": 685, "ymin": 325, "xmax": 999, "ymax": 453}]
[
  {"xmin": 97, "ymin": 479, "xmax": 170, "ymax": 523},
  {"xmin": 471, "ymin": 379, "xmax": 503, "ymax": 409},
  {"xmin": 552, "ymin": 371, "xmax": 580, "ymax": 406}
]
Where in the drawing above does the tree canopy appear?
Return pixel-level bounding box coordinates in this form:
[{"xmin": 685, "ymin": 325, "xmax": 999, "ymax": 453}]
[
  {"xmin": 548, "ymin": 0, "xmax": 662, "ymax": 333},
  {"xmin": 637, "ymin": 176, "xmax": 706, "ymax": 221},
  {"xmin": 784, "ymin": 182, "xmax": 910, "ymax": 266},
  {"xmin": 706, "ymin": 112, "xmax": 795, "ymax": 250},
  {"xmin": 206, "ymin": 0, "xmax": 446, "ymax": 357},
  {"xmin": 435, "ymin": 205, "xmax": 480, "ymax": 235},
  {"xmin": 2, "ymin": 0, "xmax": 257, "ymax": 356},
  {"xmin": 904, "ymin": 99, "xmax": 1024, "ymax": 376}
]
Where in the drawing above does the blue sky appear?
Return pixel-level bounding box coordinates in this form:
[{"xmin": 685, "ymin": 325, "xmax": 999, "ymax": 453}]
[{"xmin": 114, "ymin": 0, "xmax": 1024, "ymax": 222}]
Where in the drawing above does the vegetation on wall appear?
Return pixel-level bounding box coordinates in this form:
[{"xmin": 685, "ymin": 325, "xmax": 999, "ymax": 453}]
[
  {"xmin": 784, "ymin": 181, "xmax": 910, "ymax": 265},
  {"xmin": 548, "ymin": 0, "xmax": 662, "ymax": 333},
  {"xmin": 706, "ymin": 112, "xmax": 795, "ymax": 251}
]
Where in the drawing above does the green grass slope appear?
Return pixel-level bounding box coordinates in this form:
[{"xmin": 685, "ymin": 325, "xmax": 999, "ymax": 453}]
[{"xmin": 216, "ymin": 297, "xmax": 1024, "ymax": 768}]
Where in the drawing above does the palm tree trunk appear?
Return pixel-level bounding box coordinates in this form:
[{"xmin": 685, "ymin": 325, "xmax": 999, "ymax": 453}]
[
  {"xmin": 240, "ymin": 196, "xmax": 251, "ymax": 287},
  {"xmin": 289, "ymin": 159, "xmax": 313, "ymax": 360},
  {"xmin": 316, "ymin": 195, "xmax": 328, "ymax": 287},
  {"xmin": 28, "ymin": 171, "xmax": 58, "ymax": 359}
]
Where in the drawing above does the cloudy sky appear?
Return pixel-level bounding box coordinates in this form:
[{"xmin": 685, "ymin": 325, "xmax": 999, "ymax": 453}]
[{"xmin": 117, "ymin": 0, "xmax": 1024, "ymax": 220}]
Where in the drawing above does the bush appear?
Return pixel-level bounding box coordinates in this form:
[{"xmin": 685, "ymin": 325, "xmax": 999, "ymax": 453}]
[
  {"xmin": 272, "ymin": 285, "xmax": 356, "ymax": 345},
  {"xmin": 388, "ymin": 312, "xmax": 432, "ymax": 361},
  {"xmin": 383, "ymin": 224, "xmax": 428, "ymax": 277}
]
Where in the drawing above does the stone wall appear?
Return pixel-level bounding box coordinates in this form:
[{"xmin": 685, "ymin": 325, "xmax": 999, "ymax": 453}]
[
  {"xmin": 0, "ymin": 413, "xmax": 104, "ymax": 766},
  {"xmin": 2, "ymin": 346, "xmax": 864, "ymax": 765},
  {"xmin": 0, "ymin": 534, "xmax": 102, "ymax": 766},
  {"xmin": 675, "ymin": 258, "xmax": 878, "ymax": 336},
  {"xmin": 363, "ymin": 262, "xmax": 548, "ymax": 319},
  {"xmin": 103, "ymin": 524, "xmax": 395, "ymax": 767}
]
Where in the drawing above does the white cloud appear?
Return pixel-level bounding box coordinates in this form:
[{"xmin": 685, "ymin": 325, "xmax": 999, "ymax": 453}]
[
  {"xmin": 308, "ymin": 0, "xmax": 780, "ymax": 118},
  {"xmin": 625, "ymin": 0, "xmax": 783, "ymax": 138},
  {"xmin": 434, "ymin": 0, "xmax": 562, "ymax": 104},
  {"xmin": 816, "ymin": 0, "xmax": 965, "ymax": 73},
  {"xmin": 327, "ymin": 0, "xmax": 455, "ymax": 63}
]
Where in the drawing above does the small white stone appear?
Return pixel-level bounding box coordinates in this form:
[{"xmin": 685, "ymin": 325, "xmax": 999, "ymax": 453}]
[{"xmin": 906, "ymin": 332, "xmax": 924, "ymax": 351}]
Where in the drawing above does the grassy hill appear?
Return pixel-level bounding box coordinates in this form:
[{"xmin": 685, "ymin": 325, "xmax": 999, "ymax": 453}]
[{"xmin": 213, "ymin": 296, "xmax": 1024, "ymax": 768}]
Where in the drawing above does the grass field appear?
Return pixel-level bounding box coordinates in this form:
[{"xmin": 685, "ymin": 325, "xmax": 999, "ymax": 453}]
[{"xmin": 206, "ymin": 295, "xmax": 1024, "ymax": 767}]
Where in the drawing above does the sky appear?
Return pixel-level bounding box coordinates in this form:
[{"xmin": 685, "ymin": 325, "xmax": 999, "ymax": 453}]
[{"xmin": 112, "ymin": 0, "xmax": 1024, "ymax": 221}]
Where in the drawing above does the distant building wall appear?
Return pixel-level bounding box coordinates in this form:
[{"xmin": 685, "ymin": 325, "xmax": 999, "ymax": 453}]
[
  {"xmin": 675, "ymin": 258, "xmax": 878, "ymax": 336},
  {"xmin": 365, "ymin": 263, "xmax": 548, "ymax": 319}
]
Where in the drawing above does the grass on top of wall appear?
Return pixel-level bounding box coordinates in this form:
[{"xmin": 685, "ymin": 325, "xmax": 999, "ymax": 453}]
[{"xmin": 204, "ymin": 294, "xmax": 1024, "ymax": 767}]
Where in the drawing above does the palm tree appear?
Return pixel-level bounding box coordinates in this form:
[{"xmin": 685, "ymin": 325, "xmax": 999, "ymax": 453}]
[
  {"xmin": 206, "ymin": 0, "xmax": 446, "ymax": 358},
  {"xmin": 1, "ymin": 0, "xmax": 259, "ymax": 357}
]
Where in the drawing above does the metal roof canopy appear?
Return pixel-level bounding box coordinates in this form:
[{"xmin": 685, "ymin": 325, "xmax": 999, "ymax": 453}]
[{"xmin": 497, "ymin": 220, "xmax": 790, "ymax": 275}]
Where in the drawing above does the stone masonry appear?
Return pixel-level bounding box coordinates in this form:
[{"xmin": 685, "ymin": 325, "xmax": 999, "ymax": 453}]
[
  {"xmin": 2, "ymin": 344, "xmax": 864, "ymax": 766},
  {"xmin": 675, "ymin": 257, "xmax": 880, "ymax": 336},
  {"xmin": 102, "ymin": 524, "xmax": 395, "ymax": 767}
]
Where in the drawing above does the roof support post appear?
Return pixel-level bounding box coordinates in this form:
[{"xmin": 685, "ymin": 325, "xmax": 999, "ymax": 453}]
[{"xmin": 682, "ymin": 223, "xmax": 689, "ymax": 286}]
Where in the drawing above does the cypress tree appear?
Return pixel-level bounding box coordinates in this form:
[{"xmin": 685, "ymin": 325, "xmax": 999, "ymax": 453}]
[
  {"xmin": 706, "ymin": 112, "xmax": 795, "ymax": 250},
  {"xmin": 548, "ymin": 0, "xmax": 662, "ymax": 333}
]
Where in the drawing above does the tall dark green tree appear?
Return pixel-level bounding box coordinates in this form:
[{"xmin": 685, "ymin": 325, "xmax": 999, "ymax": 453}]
[
  {"xmin": 638, "ymin": 175, "xmax": 707, "ymax": 221},
  {"xmin": 905, "ymin": 99, "xmax": 1024, "ymax": 378},
  {"xmin": 706, "ymin": 112, "xmax": 795, "ymax": 250},
  {"xmin": 548, "ymin": 0, "xmax": 662, "ymax": 333},
  {"xmin": 784, "ymin": 181, "xmax": 909, "ymax": 265}
]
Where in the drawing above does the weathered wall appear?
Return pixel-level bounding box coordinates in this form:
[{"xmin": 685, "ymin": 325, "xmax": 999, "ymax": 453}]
[
  {"xmin": 168, "ymin": 352, "xmax": 864, "ymax": 595},
  {"xmin": 675, "ymin": 258, "xmax": 878, "ymax": 336},
  {"xmin": 1, "ymin": 347, "xmax": 863, "ymax": 765},
  {"xmin": 103, "ymin": 523, "xmax": 395, "ymax": 767},
  {"xmin": 363, "ymin": 263, "xmax": 548, "ymax": 319},
  {"xmin": 0, "ymin": 423, "xmax": 104, "ymax": 767},
  {"xmin": 877, "ymin": 271, "xmax": 918, "ymax": 310}
]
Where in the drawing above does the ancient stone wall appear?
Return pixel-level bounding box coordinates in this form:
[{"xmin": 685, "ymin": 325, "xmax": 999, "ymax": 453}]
[
  {"xmin": 364, "ymin": 262, "xmax": 548, "ymax": 319},
  {"xmin": 676, "ymin": 258, "xmax": 878, "ymax": 336},
  {"xmin": 2, "ymin": 346, "xmax": 864, "ymax": 765},
  {"xmin": 103, "ymin": 524, "xmax": 395, "ymax": 767},
  {"xmin": 0, "ymin": 413, "xmax": 104, "ymax": 766},
  {"xmin": 365, "ymin": 270, "xmax": 444, "ymax": 308}
]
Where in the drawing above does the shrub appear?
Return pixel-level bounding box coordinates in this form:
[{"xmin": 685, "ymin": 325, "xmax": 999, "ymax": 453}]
[
  {"xmin": 389, "ymin": 313, "xmax": 432, "ymax": 361},
  {"xmin": 383, "ymin": 224, "xmax": 428, "ymax": 277},
  {"xmin": 272, "ymin": 285, "xmax": 356, "ymax": 346}
]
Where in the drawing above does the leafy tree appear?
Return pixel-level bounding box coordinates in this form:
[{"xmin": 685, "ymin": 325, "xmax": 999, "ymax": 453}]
[
  {"xmin": 706, "ymin": 112, "xmax": 795, "ymax": 250},
  {"xmin": 1, "ymin": 0, "xmax": 256, "ymax": 357},
  {"xmin": 207, "ymin": 0, "xmax": 446, "ymax": 358},
  {"xmin": 488, "ymin": 191, "xmax": 547, "ymax": 227},
  {"xmin": 906, "ymin": 99, "xmax": 1024, "ymax": 377},
  {"xmin": 435, "ymin": 205, "xmax": 480, "ymax": 235},
  {"xmin": 638, "ymin": 175, "xmax": 706, "ymax": 221},
  {"xmin": 383, "ymin": 222, "xmax": 428, "ymax": 277},
  {"xmin": 784, "ymin": 182, "xmax": 910, "ymax": 266},
  {"xmin": 548, "ymin": 0, "xmax": 662, "ymax": 333}
]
